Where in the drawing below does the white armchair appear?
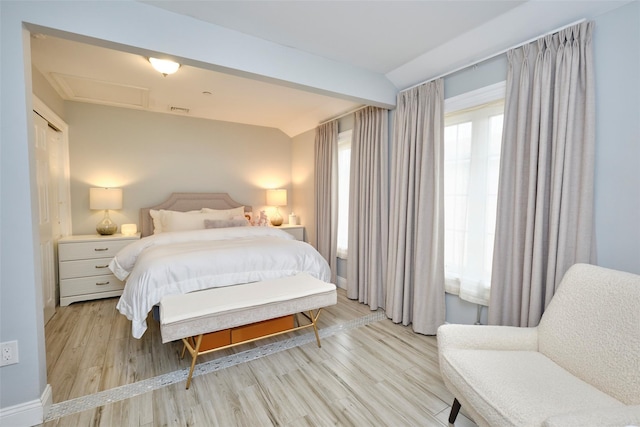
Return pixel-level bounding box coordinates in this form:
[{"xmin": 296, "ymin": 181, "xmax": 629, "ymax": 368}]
[{"xmin": 437, "ymin": 263, "xmax": 640, "ymax": 427}]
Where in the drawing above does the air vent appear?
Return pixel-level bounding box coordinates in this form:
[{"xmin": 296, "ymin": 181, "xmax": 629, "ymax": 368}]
[{"xmin": 170, "ymin": 106, "xmax": 190, "ymax": 114}]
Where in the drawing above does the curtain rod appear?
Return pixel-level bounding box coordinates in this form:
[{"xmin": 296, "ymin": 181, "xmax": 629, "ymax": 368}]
[
  {"xmin": 318, "ymin": 105, "xmax": 368, "ymax": 126},
  {"xmin": 400, "ymin": 18, "xmax": 586, "ymax": 94}
]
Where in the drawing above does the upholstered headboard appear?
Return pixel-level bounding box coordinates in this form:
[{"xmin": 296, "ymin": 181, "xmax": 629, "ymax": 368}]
[{"xmin": 140, "ymin": 192, "xmax": 252, "ymax": 237}]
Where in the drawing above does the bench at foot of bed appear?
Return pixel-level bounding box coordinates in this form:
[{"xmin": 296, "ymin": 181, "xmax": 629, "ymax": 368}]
[{"xmin": 159, "ymin": 273, "xmax": 337, "ymax": 389}]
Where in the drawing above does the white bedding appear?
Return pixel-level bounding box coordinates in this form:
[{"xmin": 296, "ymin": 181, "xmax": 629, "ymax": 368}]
[{"xmin": 110, "ymin": 227, "xmax": 331, "ymax": 338}]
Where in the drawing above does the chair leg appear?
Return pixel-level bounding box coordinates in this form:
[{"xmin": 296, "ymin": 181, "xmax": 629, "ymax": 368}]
[{"xmin": 448, "ymin": 398, "xmax": 461, "ymax": 424}]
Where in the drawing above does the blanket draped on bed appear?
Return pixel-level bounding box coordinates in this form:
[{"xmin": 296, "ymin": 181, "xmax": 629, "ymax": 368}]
[{"xmin": 110, "ymin": 227, "xmax": 331, "ymax": 338}]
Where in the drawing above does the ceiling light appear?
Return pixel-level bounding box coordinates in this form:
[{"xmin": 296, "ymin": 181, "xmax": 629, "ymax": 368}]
[{"xmin": 149, "ymin": 57, "xmax": 180, "ymax": 76}]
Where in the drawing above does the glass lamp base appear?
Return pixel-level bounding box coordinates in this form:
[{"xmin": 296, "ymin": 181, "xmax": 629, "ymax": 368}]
[
  {"xmin": 97, "ymin": 211, "xmax": 117, "ymax": 235},
  {"xmin": 270, "ymin": 208, "xmax": 283, "ymax": 226}
]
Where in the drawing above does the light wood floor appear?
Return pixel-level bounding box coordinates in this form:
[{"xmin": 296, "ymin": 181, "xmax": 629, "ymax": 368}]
[{"xmin": 42, "ymin": 289, "xmax": 477, "ymax": 426}]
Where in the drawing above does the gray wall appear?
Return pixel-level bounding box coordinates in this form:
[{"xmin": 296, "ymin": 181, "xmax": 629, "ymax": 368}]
[
  {"xmin": 592, "ymin": 0, "xmax": 640, "ymax": 275},
  {"xmin": 64, "ymin": 102, "xmax": 293, "ymax": 235}
]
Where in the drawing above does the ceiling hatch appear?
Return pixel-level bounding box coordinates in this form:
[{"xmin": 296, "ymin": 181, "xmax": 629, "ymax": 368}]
[{"xmin": 51, "ymin": 73, "xmax": 149, "ymax": 109}]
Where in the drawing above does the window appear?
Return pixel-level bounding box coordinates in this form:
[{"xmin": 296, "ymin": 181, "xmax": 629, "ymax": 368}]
[
  {"xmin": 444, "ymin": 83, "xmax": 504, "ymax": 306},
  {"xmin": 336, "ymin": 130, "xmax": 352, "ymax": 259}
]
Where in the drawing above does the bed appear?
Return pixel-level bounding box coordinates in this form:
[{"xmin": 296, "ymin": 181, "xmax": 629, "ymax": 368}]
[{"xmin": 110, "ymin": 192, "xmax": 331, "ymax": 339}]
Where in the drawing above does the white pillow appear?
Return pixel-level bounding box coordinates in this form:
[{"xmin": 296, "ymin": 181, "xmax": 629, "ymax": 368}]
[
  {"xmin": 150, "ymin": 209, "xmax": 201, "ymax": 234},
  {"xmin": 162, "ymin": 209, "xmax": 246, "ymax": 232}
]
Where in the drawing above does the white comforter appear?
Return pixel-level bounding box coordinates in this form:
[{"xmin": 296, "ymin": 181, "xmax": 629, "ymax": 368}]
[{"xmin": 110, "ymin": 227, "xmax": 331, "ymax": 338}]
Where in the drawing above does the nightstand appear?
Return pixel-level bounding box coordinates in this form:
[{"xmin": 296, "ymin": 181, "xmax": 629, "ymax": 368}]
[
  {"xmin": 278, "ymin": 224, "xmax": 305, "ymax": 241},
  {"xmin": 58, "ymin": 233, "xmax": 140, "ymax": 306}
]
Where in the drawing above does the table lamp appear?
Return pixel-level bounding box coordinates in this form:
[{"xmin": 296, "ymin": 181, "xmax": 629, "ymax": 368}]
[
  {"xmin": 90, "ymin": 187, "xmax": 122, "ymax": 235},
  {"xmin": 266, "ymin": 189, "xmax": 287, "ymax": 226}
]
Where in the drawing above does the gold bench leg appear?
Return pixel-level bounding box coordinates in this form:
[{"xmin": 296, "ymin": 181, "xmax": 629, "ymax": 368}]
[
  {"xmin": 184, "ymin": 334, "xmax": 203, "ymax": 389},
  {"xmin": 309, "ymin": 309, "xmax": 322, "ymax": 347},
  {"xmin": 179, "ymin": 308, "xmax": 326, "ymax": 389}
]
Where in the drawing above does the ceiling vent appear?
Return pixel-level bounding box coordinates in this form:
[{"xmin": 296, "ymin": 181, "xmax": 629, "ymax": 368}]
[{"xmin": 170, "ymin": 106, "xmax": 190, "ymax": 114}]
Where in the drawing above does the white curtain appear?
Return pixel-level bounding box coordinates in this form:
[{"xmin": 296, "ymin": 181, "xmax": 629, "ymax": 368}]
[
  {"xmin": 314, "ymin": 121, "xmax": 339, "ymax": 283},
  {"xmin": 489, "ymin": 22, "xmax": 596, "ymax": 327},
  {"xmin": 387, "ymin": 80, "xmax": 446, "ymax": 335},
  {"xmin": 346, "ymin": 107, "xmax": 389, "ymax": 310},
  {"xmin": 444, "ymin": 105, "xmax": 504, "ymax": 308}
]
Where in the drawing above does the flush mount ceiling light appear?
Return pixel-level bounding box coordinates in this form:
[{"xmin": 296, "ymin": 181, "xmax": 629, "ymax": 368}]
[{"xmin": 149, "ymin": 57, "xmax": 181, "ymax": 76}]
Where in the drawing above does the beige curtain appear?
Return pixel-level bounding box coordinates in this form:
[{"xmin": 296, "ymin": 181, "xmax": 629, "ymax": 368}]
[
  {"xmin": 386, "ymin": 79, "xmax": 446, "ymax": 335},
  {"xmin": 346, "ymin": 107, "xmax": 389, "ymax": 310},
  {"xmin": 314, "ymin": 121, "xmax": 339, "ymax": 283},
  {"xmin": 489, "ymin": 22, "xmax": 596, "ymax": 327}
]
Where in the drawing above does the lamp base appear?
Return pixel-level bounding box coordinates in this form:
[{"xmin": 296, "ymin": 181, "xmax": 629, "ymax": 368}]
[
  {"xmin": 270, "ymin": 208, "xmax": 283, "ymax": 226},
  {"xmin": 97, "ymin": 210, "xmax": 117, "ymax": 235}
]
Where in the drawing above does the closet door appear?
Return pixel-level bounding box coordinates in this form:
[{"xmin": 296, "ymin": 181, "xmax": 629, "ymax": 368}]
[{"xmin": 34, "ymin": 111, "xmax": 58, "ymax": 324}]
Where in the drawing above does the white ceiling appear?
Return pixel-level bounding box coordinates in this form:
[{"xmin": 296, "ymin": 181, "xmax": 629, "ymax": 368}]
[{"xmin": 30, "ymin": 1, "xmax": 627, "ymax": 137}]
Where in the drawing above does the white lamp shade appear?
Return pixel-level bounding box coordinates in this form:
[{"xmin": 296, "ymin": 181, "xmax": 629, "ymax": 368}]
[
  {"xmin": 266, "ymin": 189, "xmax": 287, "ymax": 206},
  {"xmin": 90, "ymin": 188, "xmax": 123, "ymax": 210}
]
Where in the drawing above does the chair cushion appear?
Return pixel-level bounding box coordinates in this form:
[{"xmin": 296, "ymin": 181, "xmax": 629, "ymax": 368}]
[{"xmin": 440, "ymin": 349, "xmax": 624, "ymax": 427}]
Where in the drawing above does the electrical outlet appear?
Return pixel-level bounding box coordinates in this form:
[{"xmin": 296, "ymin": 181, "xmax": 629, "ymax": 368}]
[{"xmin": 0, "ymin": 341, "xmax": 19, "ymax": 366}]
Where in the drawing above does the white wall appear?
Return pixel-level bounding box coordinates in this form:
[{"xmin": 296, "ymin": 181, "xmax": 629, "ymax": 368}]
[
  {"xmin": 65, "ymin": 102, "xmax": 292, "ymax": 235},
  {"xmin": 291, "ymin": 128, "xmax": 316, "ymax": 246},
  {"xmin": 31, "ymin": 67, "xmax": 65, "ymax": 120}
]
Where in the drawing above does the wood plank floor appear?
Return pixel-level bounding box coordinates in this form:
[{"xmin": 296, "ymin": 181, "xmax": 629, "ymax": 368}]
[{"xmin": 42, "ymin": 289, "xmax": 478, "ymax": 426}]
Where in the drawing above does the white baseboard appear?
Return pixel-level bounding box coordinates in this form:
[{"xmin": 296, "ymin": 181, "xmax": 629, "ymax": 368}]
[
  {"xmin": 0, "ymin": 384, "xmax": 51, "ymax": 427},
  {"xmin": 336, "ymin": 276, "xmax": 347, "ymax": 289}
]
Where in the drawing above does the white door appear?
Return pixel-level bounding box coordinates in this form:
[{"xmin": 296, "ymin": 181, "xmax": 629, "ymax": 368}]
[{"xmin": 34, "ymin": 111, "xmax": 58, "ymax": 324}]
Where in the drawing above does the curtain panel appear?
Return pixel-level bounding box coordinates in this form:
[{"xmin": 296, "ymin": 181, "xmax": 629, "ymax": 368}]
[
  {"xmin": 314, "ymin": 121, "xmax": 339, "ymax": 283},
  {"xmin": 346, "ymin": 106, "xmax": 389, "ymax": 310},
  {"xmin": 386, "ymin": 79, "xmax": 446, "ymax": 335},
  {"xmin": 489, "ymin": 22, "xmax": 596, "ymax": 327}
]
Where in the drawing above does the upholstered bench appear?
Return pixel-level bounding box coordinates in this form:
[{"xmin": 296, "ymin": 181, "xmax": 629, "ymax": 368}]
[{"xmin": 160, "ymin": 273, "xmax": 337, "ymax": 388}]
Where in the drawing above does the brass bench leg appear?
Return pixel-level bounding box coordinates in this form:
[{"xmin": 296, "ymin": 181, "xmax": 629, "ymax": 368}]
[
  {"xmin": 184, "ymin": 334, "xmax": 203, "ymax": 389},
  {"xmin": 309, "ymin": 309, "xmax": 322, "ymax": 347}
]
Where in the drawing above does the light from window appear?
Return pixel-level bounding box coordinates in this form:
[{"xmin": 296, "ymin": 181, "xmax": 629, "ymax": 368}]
[
  {"xmin": 336, "ymin": 130, "xmax": 352, "ymax": 259},
  {"xmin": 444, "ymin": 101, "xmax": 504, "ymax": 306}
]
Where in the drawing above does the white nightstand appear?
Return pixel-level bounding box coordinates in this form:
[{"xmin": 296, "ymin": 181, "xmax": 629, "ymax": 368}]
[
  {"xmin": 58, "ymin": 233, "xmax": 140, "ymax": 306},
  {"xmin": 277, "ymin": 224, "xmax": 305, "ymax": 241}
]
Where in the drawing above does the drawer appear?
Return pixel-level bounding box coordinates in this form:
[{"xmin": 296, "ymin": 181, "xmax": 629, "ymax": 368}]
[
  {"xmin": 60, "ymin": 274, "xmax": 125, "ymax": 297},
  {"xmin": 59, "ymin": 257, "xmax": 113, "ymax": 279},
  {"xmin": 58, "ymin": 239, "xmax": 132, "ymax": 261}
]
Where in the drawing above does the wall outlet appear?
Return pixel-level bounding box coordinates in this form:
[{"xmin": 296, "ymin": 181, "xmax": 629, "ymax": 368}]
[{"xmin": 0, "ymin": 341, "xmax": 19, "ymax": 367}]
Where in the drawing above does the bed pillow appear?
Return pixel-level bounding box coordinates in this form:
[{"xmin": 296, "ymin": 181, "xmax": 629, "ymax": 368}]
[
  {"xmin": 150, "ymin": 209, "xmax": 201, "ymax": 234},
  {"xmin": 204, "ymin": 218, "xmax": 250, "ymax": 229},
  {"xmin": 201, "ymin": 206, "xmax": 245, "ymax": 218},
  {"xmin": 162, "ymin": 209, "xmax": 246, "ymax": 232}
]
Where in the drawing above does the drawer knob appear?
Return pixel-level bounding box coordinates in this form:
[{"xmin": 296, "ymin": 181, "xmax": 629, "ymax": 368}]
[
  {"xmin": 96, "ymin": 281, "xmax": 110, "ymax": 286},
  {"xmin": 95, "ymin": 265, "xmax": 109, "ymax": 269},
  {"xmin": 94, "ymin": 248, "xmax": 109, "ymax": 251}
]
